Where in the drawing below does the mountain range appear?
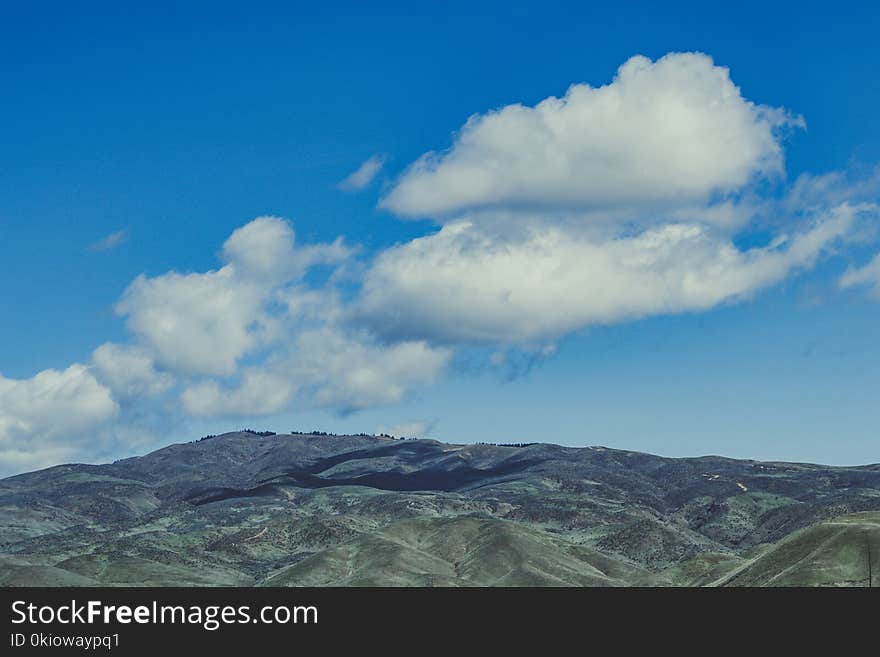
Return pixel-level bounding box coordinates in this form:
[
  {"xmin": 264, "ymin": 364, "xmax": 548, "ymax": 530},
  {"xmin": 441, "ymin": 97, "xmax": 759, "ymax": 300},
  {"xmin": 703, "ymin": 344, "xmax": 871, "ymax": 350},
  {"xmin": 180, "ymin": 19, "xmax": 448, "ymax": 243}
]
[{"xmin": 1, "ymin": 431, "xmax": 878, "ymax": 586}]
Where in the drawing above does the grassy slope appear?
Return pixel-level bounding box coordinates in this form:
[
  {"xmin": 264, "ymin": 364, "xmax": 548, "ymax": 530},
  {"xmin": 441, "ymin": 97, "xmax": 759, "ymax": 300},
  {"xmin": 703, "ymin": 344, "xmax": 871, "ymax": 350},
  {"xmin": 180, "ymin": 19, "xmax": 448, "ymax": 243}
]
[
  {"xmin": 262, "ymin": 516, "xmax": 653, "ymax": 587},
  {"xmin": 718, "ymin": 512, "xmax": 880, "ymax": 587}
]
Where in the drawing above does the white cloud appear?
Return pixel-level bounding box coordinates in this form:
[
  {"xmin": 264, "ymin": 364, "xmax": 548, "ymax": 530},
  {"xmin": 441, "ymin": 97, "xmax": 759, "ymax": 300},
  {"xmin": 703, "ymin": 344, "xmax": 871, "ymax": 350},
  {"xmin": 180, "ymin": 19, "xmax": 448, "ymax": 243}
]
[
  {"xmin": 360, "ymin": 204, "xmax": 864, "ymax": 344},
  {"xmin": 107, "ymin": 216, "xmax": 449, "ymax": 421},
  {"xmin": 785, "ymin": 167, "xmax": 880, "ymax": 214},
  {"xmin": 840, "ymin": 252, "xmax": 880, "ymax": 297},
  {"xmin": 338, "ymin": 154, "xmax": 386, "ymax": 191},
  {"xmin": 181, "ymin": 328, "xmax": 450, "ymax": 418},
  {"xmin": 382, "ymin": 53, "xmax": 800, "ymax": 223},
  {"xmin": 182, "ymin": 368, "xmax": 294, "ymax": 418},
  {"xmin": 290, "ymin": 329, "xmax": 450, "ymax": 412},
  {"xmin": 89, "ymin": 230, "xmax": 127, "ymax": 252},
  {"xmin": 116, "ymin": 267, "xmax": 271, "ymax": 376},
  {"xmin": 222, "ymin": 216, "xmax": 300, "ymax": 281},
  {"xmin": 0, "ymin": 365, "xmax": 118, "ymax": 474},
  {"xmin": 381, "ymin": 420, "xmax": 432, "ymax": 439},
  {"xmin": 0, "ymin": 445, "xmax": 81, "ymax": 478},
  {"xmin": 92, "ymin": 343, "xmax": 174, "ymax": 398},
  {"xmin": 222, "ymin": 215, "xmax": 350, "ymax": 283},
  {"xmin": 366, "ymin": 53, "xmax": 876, "ymax": 346},
  {"xmin": 116, "ymin": 217, "xmax": 352, "ymax": 377}
]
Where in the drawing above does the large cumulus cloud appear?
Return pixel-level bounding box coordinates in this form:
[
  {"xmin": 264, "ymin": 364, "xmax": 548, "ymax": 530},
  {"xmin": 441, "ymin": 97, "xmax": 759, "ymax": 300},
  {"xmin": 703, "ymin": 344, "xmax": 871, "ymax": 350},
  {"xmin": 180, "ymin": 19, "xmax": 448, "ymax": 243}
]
[
  {"xmin": 0, "ymin": 365, "xmax": 118, "ymax": 473},
  {"xmin": 381, "ymin": 53, "xmax": 801, "ymax": 224},
  {"xmin": 365, "ymin": 52, "xmax": 875, "ymax": 345},
  {"xmin": 359, "ymin": 205, "xmax": 867, "ymax": 344}
]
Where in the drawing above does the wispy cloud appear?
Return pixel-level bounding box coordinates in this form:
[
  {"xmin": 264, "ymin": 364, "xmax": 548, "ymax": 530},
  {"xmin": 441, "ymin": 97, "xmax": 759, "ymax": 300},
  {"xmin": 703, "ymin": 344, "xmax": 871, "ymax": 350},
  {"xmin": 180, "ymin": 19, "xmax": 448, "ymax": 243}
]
[
  {"xmin": 89, "ymin": 230, "xmax": 127, "ymax": 252},
  {"xmin": 839, "ymin": 252, "xmax": 880, "ymax": 298},
  {"xmin": 338, "ymin": 154, "xmax": 386, "ymax": 192},
  {"xmin": 380, "ymin": 420, "xmax": 435, "ymax": 439}
]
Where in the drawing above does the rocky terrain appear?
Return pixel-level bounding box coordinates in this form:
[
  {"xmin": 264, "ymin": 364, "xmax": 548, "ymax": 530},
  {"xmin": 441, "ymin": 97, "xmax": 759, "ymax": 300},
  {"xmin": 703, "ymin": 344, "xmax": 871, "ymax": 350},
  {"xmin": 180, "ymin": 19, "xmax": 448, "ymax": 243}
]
[{"xmin": 1, "ymin": 431, "xmax": 878, "ymax": 586}]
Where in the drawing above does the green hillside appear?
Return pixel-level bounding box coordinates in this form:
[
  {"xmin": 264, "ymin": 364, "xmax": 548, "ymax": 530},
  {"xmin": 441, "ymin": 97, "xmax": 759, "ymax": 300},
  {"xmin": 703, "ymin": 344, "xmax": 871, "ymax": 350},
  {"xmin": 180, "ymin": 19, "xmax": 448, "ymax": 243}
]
[{"xmin": 719, "ymin": 512, "xmax": 880, "ymax": 587}]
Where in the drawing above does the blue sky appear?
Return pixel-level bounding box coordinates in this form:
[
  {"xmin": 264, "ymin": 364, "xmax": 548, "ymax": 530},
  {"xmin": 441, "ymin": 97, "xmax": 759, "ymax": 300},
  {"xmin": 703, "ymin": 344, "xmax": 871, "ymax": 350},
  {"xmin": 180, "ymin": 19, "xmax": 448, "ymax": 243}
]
[{"xmin": 1, "ymin": 1, "xmax": 879, "ymax": 473}]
